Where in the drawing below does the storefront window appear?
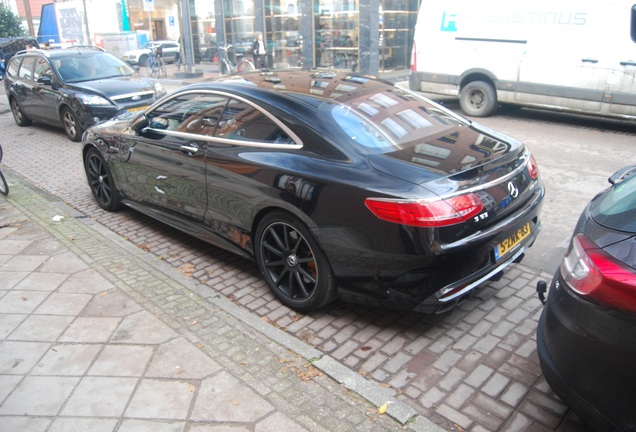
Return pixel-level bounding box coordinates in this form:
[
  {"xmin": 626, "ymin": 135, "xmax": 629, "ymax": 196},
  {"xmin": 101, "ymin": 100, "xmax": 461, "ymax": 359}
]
[
  {"xmin": 195, "ymin": 0, "xmax": 217, "ymax": 62},
  {"xmin": 316, "ymin": 0, "xmax": 359, "ymax": 71},
  {"xmin": 380, "ymin": 0, "xmax": 418, "ymax": 71},
  {"xmin": 222, "ymin": 0, "xmax": 255, "ymax": 60},
  {"xmin": 265, "ymin": 0, "xmax": 302, "ymax": 69}
]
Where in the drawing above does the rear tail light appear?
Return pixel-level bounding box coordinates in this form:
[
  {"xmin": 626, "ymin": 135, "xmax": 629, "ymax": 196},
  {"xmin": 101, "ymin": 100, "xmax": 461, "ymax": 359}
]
[
  {"xmin": 560, "ymin": 234, "xmax": 636, "ymax": 313},
  {"xmin": 526, "ymin": 154, "xmax": 539, "ymax": 180},
  {"xmin": 365, "ymin": 193, "xmax": 484, "ymax": 227}
]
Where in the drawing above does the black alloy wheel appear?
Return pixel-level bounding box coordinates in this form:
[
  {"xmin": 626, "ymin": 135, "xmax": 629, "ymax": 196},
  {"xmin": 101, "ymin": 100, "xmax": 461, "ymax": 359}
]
[
  {"xmin": 10, "ymin": 98, "xmax": 32, "ymax": 126},
  {"xmin": 84, "ymin": 147, "xmax": 121, "ymax": 211},
  {"xmin": 255, "ymin": 212, "xmax": 336, "ymax": 312},
  {"xmin": 62, "ymin": 107, "xmax": 83, "ymax": 142}
]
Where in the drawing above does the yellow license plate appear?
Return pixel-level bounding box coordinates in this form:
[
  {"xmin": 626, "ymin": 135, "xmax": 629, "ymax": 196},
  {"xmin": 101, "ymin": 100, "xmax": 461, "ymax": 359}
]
[
  {"xmin": 495, "ymin": 223, "xmax": 531, "ymax": 260},
  {"xmin": 127, "ymin": 106, "xmax": 148, "ymax": 113}
]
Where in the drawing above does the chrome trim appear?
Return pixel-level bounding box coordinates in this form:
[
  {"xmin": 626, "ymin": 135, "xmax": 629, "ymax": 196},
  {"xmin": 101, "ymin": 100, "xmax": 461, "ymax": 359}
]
[
  {"xmin": 141, "ymin": 89, "xmax": 304, "ymax": 149},
  {"xmin": 437, "ymin": 246, "xmax": 525, "ymax": 302},
  {"xmin": 111, "ymin": 91, "xmax": 156, "ymax": 101}
]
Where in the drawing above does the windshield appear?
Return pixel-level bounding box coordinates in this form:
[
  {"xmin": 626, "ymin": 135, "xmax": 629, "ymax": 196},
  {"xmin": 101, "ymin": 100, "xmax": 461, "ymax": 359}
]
[{"xmin": 54, "ymin": 52, "xmax": 134, "ymax": 83}]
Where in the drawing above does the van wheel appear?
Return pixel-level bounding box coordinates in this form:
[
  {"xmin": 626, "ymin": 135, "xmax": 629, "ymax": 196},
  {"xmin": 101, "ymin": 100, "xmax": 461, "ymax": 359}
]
[{"xmin": 460, "ymin": 81, "xmax": 498, "ymax": 117}]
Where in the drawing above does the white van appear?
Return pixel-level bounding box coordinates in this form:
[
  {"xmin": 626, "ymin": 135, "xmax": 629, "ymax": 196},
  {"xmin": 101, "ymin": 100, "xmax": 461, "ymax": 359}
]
[{"xmin": 409, "ymin": 1, "xmax": 636, "ymax": 119}]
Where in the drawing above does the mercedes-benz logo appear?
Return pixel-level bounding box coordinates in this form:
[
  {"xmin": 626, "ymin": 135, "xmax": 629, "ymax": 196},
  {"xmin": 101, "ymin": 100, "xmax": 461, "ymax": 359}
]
[
  {"xmin": 508, "ymin": 181, "xmax": 519, "ymax": 198},
  {"xmin": 287, "ymin": 255, "xmax": 299, "ymax": 267}
]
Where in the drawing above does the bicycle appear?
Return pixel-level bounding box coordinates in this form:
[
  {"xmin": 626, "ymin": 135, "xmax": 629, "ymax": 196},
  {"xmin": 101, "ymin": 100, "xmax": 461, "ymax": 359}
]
[
  {"xmin": 0, "ymin": 144, "xmax": 8, "ymax": 196},
  {"xmin": 218, "ymin": 44, "xmax": 255, "ymax": 75},
  {"xmin": 142, "ymin": 47, "xmax": 167, "ymax": 79}
]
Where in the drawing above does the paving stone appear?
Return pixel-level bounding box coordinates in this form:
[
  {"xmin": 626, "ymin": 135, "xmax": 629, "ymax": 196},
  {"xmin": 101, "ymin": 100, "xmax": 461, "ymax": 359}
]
[
  {"xmin": 62, "ymin": 377, "xmax": 138, "ymax": 417},
  {"xmin": 32, "ymin": 343, "xmax": 102, "ymax": 376},
  {"xmin": 48, "ymin": 418, "xmax": 119, "ymax": 432},
  {"xmin": 88, "ymin": 345, "xmax": 154, "ymax": 376},
  {"xmin": 0, "ymin": 376, "xmax": 78, "ymax": 415},
  {"xmin": 126, "ymin": 379, "xmax": 195, "ymax": 420},
  {"xmin": 146, "ymin": 337, "xmax": 222, "ymax": 379}
]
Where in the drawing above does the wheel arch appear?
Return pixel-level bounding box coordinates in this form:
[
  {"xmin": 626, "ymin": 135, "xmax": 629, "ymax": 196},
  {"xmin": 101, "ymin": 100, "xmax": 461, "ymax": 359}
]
[
  {"xmin": 250, "ymin": 205, "xmax": 324, "ymax": 250},
  {"xmin": 458, "ymin": 69, "xmax": 498, "ymax": 92}
]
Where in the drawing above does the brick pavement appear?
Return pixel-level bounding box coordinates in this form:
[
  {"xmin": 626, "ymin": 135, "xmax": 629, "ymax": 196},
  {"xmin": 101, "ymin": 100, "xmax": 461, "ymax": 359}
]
[{"xmin": 0, "ymin": 73, "xmax": 593, "ymax": 431}]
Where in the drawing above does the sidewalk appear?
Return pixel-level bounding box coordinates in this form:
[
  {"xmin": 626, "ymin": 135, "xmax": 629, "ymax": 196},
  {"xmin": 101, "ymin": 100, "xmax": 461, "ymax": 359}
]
[{"xmin": 0, "ymin": 170, "xmax": 444, "ymax": 430}]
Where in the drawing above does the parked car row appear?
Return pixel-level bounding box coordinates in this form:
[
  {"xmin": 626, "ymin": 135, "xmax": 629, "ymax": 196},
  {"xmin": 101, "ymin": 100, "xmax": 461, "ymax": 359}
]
[{"xmin": 4, "ymin": 42, "xmax": 635, "ymax": 431}]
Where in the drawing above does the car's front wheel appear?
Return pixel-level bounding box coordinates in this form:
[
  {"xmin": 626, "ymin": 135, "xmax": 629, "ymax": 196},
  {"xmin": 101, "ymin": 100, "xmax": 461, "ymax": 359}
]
[
  {"xmin": 84, "ymin": 147, "xmax": 121, "ymax": 211},
  {"xmin": 62, "ymin": 107, "xmax": 83, "ymax": 142},
  {"xmin": 10, "ymin": 98, "xmax": 32, "ymax": 126},
  {"xmin": 255, "ymin": 212, "xmax": 336, "ymax": 312}
]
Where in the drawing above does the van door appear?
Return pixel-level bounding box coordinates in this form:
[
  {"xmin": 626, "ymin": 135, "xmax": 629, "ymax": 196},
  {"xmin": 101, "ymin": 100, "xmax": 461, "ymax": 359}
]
[
  {"xmin": 515, "ymin": 7, "xmax": 607, "ymax": 113},
  {"xmin": 607, "ymin": 5, "xmax": 636, "ymax": 117}
]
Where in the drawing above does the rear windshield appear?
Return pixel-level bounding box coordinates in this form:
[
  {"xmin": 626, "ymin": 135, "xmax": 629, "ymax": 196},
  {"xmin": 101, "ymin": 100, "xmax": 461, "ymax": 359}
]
[
  {"xmin": 591, "ymin": 172, "xmax": 636, "ymax": 232},
  {"xmin": 326, "ymin": 87, "xmax": 466, "ymax": 152}
]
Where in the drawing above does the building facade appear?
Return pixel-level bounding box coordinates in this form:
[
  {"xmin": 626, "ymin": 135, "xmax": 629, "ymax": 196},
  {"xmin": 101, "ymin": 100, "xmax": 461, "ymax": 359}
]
[{"xmin": 124, "ymin": 0, "xmax": 419, "ymax": 75}]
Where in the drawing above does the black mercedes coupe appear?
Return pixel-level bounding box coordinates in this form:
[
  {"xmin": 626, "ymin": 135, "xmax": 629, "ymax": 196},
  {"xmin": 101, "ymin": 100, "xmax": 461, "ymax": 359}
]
[{"xmin": 82, "ymin": 71, "xmax": 544, "ymax": 313}]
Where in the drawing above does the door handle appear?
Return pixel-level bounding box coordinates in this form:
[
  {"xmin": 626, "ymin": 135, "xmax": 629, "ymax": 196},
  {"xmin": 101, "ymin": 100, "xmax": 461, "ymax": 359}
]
[
  {"xmin": 620, "ymin": 60, "xmax": 636, "ymax": 66},
  {"xmin": 581, "ymin": 58, "xmax": 598, "ymax": 64},
  {"xmin": 180, "ymin": 145, "xmax": 198, "ymax": 155}
]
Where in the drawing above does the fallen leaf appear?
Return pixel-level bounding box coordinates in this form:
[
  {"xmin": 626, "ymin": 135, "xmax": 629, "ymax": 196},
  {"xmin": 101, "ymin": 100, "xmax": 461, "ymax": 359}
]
[
  {"xmin": 360, "ymin": 346, "xmax": 372, "ymax": 351},
  {"xmin": 378, "ymin": 402, "xmax": 388, "ymax": 414},
  {"xmin": 231, "ymin": 400, "xmax": 239, "ymax": 406},
  {"xmin": 177, "ymin": 263, "xmax": 196, "ymax": 277}
]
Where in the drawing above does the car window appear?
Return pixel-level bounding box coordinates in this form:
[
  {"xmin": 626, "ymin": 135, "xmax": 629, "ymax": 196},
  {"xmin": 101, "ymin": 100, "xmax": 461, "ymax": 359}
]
[
  {"xmin": 33, "ymin": 57, "xmax": 52, "ymax": 82},
  {"xmin": 18, "ymin": 56, "xmax": 35, "ymax": 80},
  {"xmin": 591, "ymin": 173, "xmax": 636, "ymax": 232},
  {"xmin": 214, "ymin": 98, "xmax": 295, "ymax": 144},
  {"xmin": 146, "ymin": 92, "xmax": 229, "ymax": 137},
  {"xmin": 7, "ymin": 57, "xmax": 21, "ymax": 77}
]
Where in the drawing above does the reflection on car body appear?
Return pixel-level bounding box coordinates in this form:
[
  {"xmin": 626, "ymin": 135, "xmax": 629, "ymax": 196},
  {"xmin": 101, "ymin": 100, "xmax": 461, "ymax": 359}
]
[{"xmin": 82, "ymin": 70, "xmax": 544, "ymax": 313}]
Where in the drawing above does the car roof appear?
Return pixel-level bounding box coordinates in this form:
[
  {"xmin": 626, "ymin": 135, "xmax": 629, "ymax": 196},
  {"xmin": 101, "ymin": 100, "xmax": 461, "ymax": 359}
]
[
  {"xmin": 190, "ymin": 71, "xmax": 395, "ymax": 107},
  {"xmin": 13, "ymin": 46, "xmax": 107, "ymax": 60}
]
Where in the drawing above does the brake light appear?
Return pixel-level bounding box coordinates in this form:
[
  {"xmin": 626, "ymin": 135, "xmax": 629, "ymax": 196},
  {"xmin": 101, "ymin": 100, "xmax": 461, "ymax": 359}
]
[
  {"xmin": 560, "ymin": 234, "xmax": 636, "ymax": 313},
  {"xmin": 365, "ymin": 194, "xmax": 484, "ymax": 227},
  {"xmin": 526, "ymin": 154, "xmax": 539, "ymax": 180}
]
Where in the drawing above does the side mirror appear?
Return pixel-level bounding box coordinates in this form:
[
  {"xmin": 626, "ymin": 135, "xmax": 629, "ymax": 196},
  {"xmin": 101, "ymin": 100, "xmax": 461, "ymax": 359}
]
[
  {"xmin": 37, "ymin": 75, "xmax": 53, "ymax": 85},
  {"xmin": 130, "ymin": 112, "xmax": 149, "ymax": 132},
  {"xmin": 609, "ymin": 165, "xmax": 636, "ymax": 185}
]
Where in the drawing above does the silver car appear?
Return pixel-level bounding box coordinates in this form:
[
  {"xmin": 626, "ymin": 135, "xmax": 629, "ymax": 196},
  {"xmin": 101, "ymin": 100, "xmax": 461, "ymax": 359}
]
[{"xmin": 122, "ymin": 40, "xmax": 180, "ymax": 66}]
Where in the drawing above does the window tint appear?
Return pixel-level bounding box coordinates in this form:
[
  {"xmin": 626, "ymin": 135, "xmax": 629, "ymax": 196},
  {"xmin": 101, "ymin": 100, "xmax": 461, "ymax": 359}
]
[
  {"xmin": 591, "ymin": 173, "xmax": 636, "ymax": 232},
  {"xmin": 33, "ymin": 57, "xmax": 52, "ymax": 81},
  {"xmin": 214, "ymin": 98, "xmax": 294, "ymax": 144},
  {"xmin": 147, "ymin": 92, "xmax": 229, "ymax": 137},
  {"xmin": 7, "ymin": 57, "xmax": 21, "ymax": 77},
  {"xmin": 18, "ymin": 56, "xmax": 35, "ymax": 80}
]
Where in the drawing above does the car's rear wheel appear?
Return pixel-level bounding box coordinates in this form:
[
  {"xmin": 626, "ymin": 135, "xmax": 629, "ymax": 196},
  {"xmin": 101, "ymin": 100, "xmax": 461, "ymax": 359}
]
[
  {"xmin": 10, "ymin": 98, "xmax": 32, "ymax": 126},
  {"xmin": 84, "ymin": 147, "xmax": 121, "ymax": 211},
  {"xmin": 459, "ymin": 80, "xmax": 498, "ymax": 117},
  {"xmin": 255, "ymin": 212, "xmax": 336, "ymax": 312},
  {"xmin": 139, "ymin": 55, "xmax": 149, "ymax": 68},
  {"xmin": 62, "ymin": 107, "xmax": 83, "ymax": 142}
]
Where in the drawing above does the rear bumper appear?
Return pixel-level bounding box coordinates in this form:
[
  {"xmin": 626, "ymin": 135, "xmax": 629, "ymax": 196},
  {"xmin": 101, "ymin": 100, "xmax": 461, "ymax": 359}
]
[{"xmin": 537, "ymin": 273, "xmax": 634, "ymax": 432}]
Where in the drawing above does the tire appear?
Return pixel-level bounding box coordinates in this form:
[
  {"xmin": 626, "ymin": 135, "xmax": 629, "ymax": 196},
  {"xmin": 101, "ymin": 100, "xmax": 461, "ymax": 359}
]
[
  {"xmin": 84, "ymin": 147, "xmax": 121, "ymax": 211},
  {"xmin": 459, "ymin": 80, "xmax": 498, "ymax": 117},
  {"xmin": 0, "ymin": 170, "xmax": 8, "ymax": 196},
  {"xmin": 62, "ymin": 107, "xmax": 83, "ymax": 142},
  {"xmin": 139, "ymin": 55, "xmax": 149, "ymax": 68},
  {"xmin": 255, "ymin": 212, "xmax": 336, "ymax": 312},
  {"xmin": 10, "ymin": 98, "xmax": 32, "ymax": 127}
]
